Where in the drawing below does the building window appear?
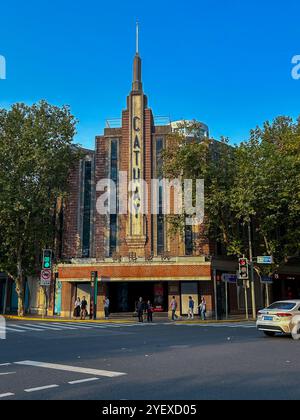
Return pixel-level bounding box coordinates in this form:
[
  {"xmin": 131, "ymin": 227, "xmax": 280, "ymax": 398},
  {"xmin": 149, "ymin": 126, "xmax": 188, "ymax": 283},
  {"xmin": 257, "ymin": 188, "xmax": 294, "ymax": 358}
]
[
  {"xmin": 156, "ymin": 138, "xmax": 165, "ymax": 254},
  {"xmin": 82, "ymin": 160, "xmax": 92, "ymax": 258},
  {"xmin": 157, "ymin": 215, "xmax": 165, "ymax": 255},
  {"xmin": 185, "ymin": 226, "xmax": 193, "ymax": 256},
  {"xmin": 110, "ymin": 214, "xmax": 117, "ymax": 256},
  {"xmin": 156, "ymin": 137, "xmax": 164, "ymax": 177},
  {"xmin": 110, "ymin": 139, "xmax": 118, "ymax": 256},
  {"xmin": 111, "ymin": 139, "xmax": 118, "ymax": 183}
]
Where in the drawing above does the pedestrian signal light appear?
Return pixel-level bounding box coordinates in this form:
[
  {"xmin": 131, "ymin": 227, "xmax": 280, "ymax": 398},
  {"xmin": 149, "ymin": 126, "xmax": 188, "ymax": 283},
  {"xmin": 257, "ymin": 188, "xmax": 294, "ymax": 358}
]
[{"xmin": 43, "ymin": 249, "xmax": 52, "ymax": 270}]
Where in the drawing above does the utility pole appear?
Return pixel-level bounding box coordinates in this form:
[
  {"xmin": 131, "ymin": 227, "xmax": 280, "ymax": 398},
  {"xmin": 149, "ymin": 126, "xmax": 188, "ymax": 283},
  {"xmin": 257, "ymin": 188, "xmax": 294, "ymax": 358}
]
[{"xmin": 248, "ymin": 222, "xmax": 257, "ymax": 320}]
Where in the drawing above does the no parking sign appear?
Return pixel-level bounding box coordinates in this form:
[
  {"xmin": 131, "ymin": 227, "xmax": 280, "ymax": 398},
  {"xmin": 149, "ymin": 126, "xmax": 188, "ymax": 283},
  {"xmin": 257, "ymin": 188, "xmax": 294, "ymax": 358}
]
[{"xmin": 40, "ymin": 269, "xmax": 52, "ymax": 287}]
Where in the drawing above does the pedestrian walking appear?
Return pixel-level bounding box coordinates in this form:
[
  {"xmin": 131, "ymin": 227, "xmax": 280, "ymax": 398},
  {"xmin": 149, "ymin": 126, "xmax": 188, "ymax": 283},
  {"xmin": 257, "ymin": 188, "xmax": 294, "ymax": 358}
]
[
  {"xmin": 73, "ymin": 297, "xmax": 81, "ymax": 319},
  {"xmin": 80, "ymin": 296, "xmax": 88, "ymax": 320},
  {"xmin": 170, "ymin": 296, "xmax": 178, "ymax": 321},
  {"xmin": 146, "ymin": 300, "xmax": 154, "ymax": 323},
  {"xmin": 199, "ymin": 296, "xmax": 207, "ymax": 321},
  {"xmin": 188, "ymin": 296, "xmax": 195, "ymax": 320},
  {"xmin": 104, "ymin": 297, "xmax": 110, "ymax": 320},
  {"xmin": 136, "ymin": 297, "xmax": 145, "ymax": 323}
]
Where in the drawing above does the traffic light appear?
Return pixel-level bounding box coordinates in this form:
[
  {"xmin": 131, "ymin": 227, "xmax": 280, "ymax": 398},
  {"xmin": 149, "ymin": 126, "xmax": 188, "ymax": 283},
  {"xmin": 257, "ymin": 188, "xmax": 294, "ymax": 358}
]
[
  {"xmin": 42, "ymin": 249, "xmax": 52, "ymax": 270},
  {"xmin": 239, "ymin": 258, "xmax": 249, "ymax": 280}
]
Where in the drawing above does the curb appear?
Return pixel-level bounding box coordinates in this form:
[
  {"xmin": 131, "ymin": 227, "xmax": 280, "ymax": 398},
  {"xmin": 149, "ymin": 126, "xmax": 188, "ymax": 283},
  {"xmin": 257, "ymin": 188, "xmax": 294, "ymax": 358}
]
[
  {"xmin": 3, "ymin": 315, "xmax": 253, "ymax": 325},
  {"xmin": 175, "ymin": 319, "xmax": 254, "ymax": 325}
]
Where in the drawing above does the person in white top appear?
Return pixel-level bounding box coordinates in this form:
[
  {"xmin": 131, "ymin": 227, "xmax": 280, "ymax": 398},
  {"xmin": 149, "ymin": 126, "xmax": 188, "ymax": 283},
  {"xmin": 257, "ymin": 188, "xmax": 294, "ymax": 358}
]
[
  {"xmin": 170, "ymin": 297, "xmax": 178, "ymax": 321},
  {"xmin": 73, "ymin": 297, "xmax": 81, "ymax": 319},
  {"xmin": 199, "ymin": 296, "xmax": 207, "ymax": 321}
]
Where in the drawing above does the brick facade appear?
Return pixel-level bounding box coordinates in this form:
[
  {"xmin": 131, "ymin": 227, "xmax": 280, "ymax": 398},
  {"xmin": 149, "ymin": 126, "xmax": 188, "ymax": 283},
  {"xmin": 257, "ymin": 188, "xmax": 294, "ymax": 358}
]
[{"xmin": 56, "ymin": 49, "xmax": 226, "ymax": 319}]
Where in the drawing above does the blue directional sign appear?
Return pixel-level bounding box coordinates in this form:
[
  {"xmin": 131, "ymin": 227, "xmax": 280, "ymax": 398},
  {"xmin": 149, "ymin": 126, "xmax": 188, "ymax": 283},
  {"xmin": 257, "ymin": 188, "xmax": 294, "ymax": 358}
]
[
  {"xmin": 261, "ymin": 276, "xmax": 273, "ymax": 285},
  {"xmin": 222, "ymin": 274, "xmax": 238, "ymax": 284},
  {"xmin": 257, "ymin": 256, "xmax": 273, "ymax": 265}
]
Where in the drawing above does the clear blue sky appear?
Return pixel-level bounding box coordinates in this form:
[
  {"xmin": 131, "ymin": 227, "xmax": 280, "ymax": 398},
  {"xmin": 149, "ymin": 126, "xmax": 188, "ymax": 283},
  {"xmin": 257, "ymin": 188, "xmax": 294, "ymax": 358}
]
[{"xmin": 0, "ymin": 0, "xmax": 300, "ymax": 148}]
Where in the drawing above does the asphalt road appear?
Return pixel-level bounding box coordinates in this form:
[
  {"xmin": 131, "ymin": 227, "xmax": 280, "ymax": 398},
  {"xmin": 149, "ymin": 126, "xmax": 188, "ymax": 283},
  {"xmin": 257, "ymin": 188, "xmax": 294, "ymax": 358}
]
[{"xmin": 0, "ymin": 320, "xmax": 299, "ymax": 400}]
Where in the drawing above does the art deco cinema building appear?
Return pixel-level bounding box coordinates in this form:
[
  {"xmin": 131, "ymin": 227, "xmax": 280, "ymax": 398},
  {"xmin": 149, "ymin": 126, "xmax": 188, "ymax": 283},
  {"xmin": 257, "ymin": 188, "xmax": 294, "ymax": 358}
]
[{"xmin": 56, "ymin": 40, "xmax": 216, "ymax": 318}]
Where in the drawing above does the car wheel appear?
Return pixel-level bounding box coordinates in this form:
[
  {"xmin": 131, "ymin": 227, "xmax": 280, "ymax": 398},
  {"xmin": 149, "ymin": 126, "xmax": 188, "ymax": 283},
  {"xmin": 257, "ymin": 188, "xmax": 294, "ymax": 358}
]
[
  {"xmin": 292, "ymin": 324, "xmax": 300, "ymax": 340},
  {"xmin": 263, "ymin": 331, "xmax": 276, "ymax": 337}
]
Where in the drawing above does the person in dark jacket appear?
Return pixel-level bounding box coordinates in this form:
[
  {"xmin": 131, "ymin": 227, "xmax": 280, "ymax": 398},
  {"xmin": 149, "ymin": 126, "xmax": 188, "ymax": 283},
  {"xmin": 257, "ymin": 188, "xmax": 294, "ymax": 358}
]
[
  {"xmin": 136, "ymin": 297, "xmax": 145, "ymax": 323},
  {"xmin": 146, "ymin": 300, "xmax": 154, "ymax": 323},
  {"xmin": 80, "ymin": 296, "xmax": 88, "ymax": 320}
]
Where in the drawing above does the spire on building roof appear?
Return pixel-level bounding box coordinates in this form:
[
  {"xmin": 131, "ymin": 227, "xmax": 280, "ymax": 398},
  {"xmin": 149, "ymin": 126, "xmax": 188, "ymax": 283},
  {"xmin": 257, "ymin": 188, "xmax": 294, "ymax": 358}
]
[
  {"xmin": 132, "ymin": 21, "xmax": 143, "ymax": 92},
  {"xmin": 136, "ymin": 21, "xmax": 139, "ymax": 55}
]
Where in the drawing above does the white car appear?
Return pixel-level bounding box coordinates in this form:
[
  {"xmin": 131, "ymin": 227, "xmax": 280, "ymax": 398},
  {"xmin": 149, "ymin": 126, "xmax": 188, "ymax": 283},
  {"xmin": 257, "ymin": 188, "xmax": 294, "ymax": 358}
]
[{"xmin": 257, "ymin": 300, "xmax": 300, "ymax": 339}]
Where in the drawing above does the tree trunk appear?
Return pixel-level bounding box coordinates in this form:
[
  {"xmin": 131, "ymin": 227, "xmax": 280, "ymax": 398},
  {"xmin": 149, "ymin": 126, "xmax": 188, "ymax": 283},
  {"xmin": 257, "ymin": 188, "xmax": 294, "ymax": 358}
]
[
  {"xmin": 15, "ymin": 278, "xmax": 25, "ymax": 317},
  {"xmin": 16, "ymin": 256, "xmax": 25, "ymax": 317}
]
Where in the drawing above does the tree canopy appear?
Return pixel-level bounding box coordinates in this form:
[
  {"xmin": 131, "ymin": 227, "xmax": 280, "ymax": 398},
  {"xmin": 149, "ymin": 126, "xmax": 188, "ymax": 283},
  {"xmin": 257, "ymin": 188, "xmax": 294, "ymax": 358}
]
[
  {"xmin": 162, "ymin": 117, "xmax": 300, "ymax": 269},
  {"xmin": 0, "ymin": 101, "xmax": 81, "ymax": 315}
]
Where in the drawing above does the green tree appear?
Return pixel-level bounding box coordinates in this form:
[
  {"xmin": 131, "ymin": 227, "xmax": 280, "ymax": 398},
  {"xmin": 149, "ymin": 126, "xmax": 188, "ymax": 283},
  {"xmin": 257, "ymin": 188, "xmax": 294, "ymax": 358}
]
[
  {"xmin": 162, "ymin": 117, "xmax": 300, "ymax": 269},
  {"xmin": 231, "ymin": 116, "xmax": 300, "ymax": 267},
  {"xmin": 162, "ymin": 121, "xmax": 239, "ymax": 253},
  {"xmin": 0, "ymin": 101, "xmax": 80, "ymax": 316}
]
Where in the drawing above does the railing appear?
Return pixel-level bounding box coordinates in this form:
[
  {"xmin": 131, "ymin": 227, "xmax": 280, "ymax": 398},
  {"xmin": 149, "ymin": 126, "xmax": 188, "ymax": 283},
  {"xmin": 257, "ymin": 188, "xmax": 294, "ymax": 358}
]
[
  {"xmin": 105, "ymin": 116, "xmax": 171, "ymax": 129},
  {"xmin": 106, "ymin": 118, "xmax": 122, "ymax": 129},
  {"xmin": 154, "ymin": 116, "xmax": 171, "ymax": 126}
]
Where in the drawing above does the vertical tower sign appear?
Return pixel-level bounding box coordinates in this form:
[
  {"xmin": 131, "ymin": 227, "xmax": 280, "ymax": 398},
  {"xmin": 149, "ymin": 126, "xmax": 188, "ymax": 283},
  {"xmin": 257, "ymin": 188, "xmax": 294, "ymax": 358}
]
[{"xmin": 126, "ymin": 28, "xmax": 147, "ymax": 256}]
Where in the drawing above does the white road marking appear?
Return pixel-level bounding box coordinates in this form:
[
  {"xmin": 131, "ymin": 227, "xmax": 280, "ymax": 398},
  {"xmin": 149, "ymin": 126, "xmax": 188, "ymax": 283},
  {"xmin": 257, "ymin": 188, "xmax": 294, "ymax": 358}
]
[
  {"xmin": 24, "ymin": 385, "xmax": 59, "ymax": 393},
  {"xmin": 0, "ymin": 363, "xmax": 11, "ymax": 367},
  {"xmin": 68, "ymin": 378, "xmax": 100, "ymax": 385},
  {"xmin": 50, "ymin": 323, "xmax": 78, "ymax": 330},
  {"xmin": 0, "ymin": 393, "xmax": 15, "ymax": 398},
  {"xmin": 26, "ymin": 324, "xmax": 62, "ymax": 331},
  {"xmin": 36, "ymin": 323, "xmax": 76, "ymax": 331},
  {"xmin": 62, "ymin": 323, "xmax": 92, "ymax": 329},
  {"xmin": 101, "ymin": 325, "xmax": 121, "ymax": 328},
  {"xmin": 0, "ymin": 372, "xmax": 16, "ymax": 376},
  {"xmin": 77, "ymin": 324, "xmax": 107, "ymax": 329},
  {"xmin": 77, "ymin": 323, "xmax": 119, "ymax": 328},
  {"xmin": 15, "ymin": 361, "xmax": 127, "ymax": 378},
  {"xmin": 0, "ymin": 326, "xmax": 27, "ymax": 333},
  {"xmin": 9, "ymin": 324, "xmax": 44, "ymax": 332}
]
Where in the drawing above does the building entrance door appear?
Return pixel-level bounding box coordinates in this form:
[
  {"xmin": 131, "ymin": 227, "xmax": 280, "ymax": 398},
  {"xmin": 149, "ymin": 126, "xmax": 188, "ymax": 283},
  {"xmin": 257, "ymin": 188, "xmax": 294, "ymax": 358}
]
[{"xmin": 108, "ymin": 282, "xmax": 168, "ymax": 313}]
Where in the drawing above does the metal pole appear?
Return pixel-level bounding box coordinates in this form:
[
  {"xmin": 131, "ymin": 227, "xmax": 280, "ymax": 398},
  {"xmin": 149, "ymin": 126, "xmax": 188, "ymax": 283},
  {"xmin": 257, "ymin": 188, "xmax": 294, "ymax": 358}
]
[
  {"xmin": 94, "ymin": 273, "xmax": 98, "ymax": 320},
  {"xmin": 213, "ymin": 269, "xmax": 218, "ymax": 321},
  {"xmin": 266, "ymin": 284, "xmax": 270, "ymax": 307},
  {"xmin": 225, "ymin": 281, "xmax": 229, "ymax": 320},
  {"xmin": 244, "ymin": 284, "xmax": 249, "ymax": 321},
  {"xmin": 248, "ymin": 222, "xmax": 257, "ymax": 320}
]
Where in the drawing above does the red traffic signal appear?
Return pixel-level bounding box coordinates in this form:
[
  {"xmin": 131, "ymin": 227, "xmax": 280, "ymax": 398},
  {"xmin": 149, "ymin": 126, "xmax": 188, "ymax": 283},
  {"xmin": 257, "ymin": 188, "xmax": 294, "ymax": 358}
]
[{"xmin": 239, "ymin": 258, "xmax": 249, "ymax": 279}]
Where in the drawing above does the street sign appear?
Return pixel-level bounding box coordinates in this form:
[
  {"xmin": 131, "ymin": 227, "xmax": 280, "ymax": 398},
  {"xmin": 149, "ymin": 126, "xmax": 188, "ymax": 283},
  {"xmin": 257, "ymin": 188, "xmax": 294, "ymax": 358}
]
[
  {"xmin": 257, "ymin": 256, "xmax": 273, "ymax": 265},
  {"xmin": 261, "ymin": 276, "xmax": 273, "ymax": 285},
  {"xmin": 222, "ymin": 274, "xmax": 238, "ymax": 284},
  {"xmin": 40, "ymin": 269, "xmax": 52, "ymax": 287}
]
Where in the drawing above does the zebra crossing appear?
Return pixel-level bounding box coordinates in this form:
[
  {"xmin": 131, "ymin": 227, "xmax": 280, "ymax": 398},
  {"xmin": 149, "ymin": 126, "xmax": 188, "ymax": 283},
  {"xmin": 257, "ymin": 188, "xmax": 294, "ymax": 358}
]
[
  {"xmin": 1, "ymin": 321, "xmax": 159, "ymax": 336},
  {"xmin": 0, "ymin": 320, "xmax": 256, "ymax": 337}
]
